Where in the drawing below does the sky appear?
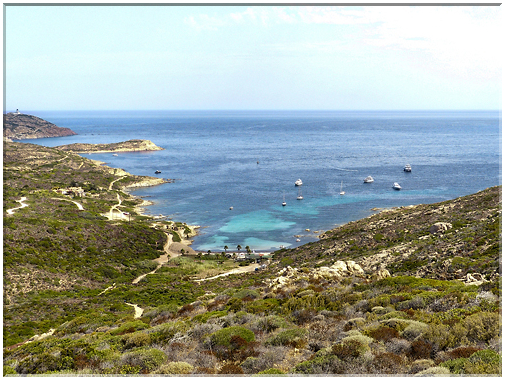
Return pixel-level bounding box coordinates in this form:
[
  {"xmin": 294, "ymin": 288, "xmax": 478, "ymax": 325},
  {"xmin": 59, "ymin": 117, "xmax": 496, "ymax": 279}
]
[{"xmin": 3, "ymin": 4, "xmax": 503, "ymax": 111}]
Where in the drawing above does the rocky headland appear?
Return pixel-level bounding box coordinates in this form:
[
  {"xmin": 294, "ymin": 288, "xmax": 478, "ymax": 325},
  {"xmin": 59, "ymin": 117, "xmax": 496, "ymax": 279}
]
[
  {"xmin": 3, "ymin": 112, "xmax": 77, "ymax": 141},
  {"xmin": 56, "ymin": 139, "xmax": 164, "ymax": 153}
]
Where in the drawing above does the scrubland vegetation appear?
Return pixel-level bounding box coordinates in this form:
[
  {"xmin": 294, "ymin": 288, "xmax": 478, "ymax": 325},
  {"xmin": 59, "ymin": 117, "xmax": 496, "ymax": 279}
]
[{"xmin": 3, "ymin": 142, "xmax": 501, "ymax": 375}]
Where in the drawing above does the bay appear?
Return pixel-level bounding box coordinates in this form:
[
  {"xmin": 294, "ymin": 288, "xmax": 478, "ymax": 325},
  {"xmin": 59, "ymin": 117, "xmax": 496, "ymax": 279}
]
[{"xmin": 21, "ymin": 110, "xmax": 501, "ymax": 252}]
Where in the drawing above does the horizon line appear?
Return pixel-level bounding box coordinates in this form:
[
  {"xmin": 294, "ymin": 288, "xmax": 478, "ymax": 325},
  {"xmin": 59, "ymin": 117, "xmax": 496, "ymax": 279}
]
[{"xmin": 4, "ymin": 109, "xmax": 501, "ymax": 112}]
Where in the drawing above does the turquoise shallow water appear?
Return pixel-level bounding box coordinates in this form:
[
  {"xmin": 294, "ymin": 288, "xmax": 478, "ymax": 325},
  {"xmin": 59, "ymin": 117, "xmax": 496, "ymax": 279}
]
[{"xmin": 23, "ymin": 110, "xmax": 501, "ymax": 251}]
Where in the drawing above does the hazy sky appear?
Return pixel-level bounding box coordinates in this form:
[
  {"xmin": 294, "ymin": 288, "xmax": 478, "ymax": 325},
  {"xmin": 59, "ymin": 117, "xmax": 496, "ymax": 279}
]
[{"xmin": 4, "ymin": 5, "xmax": 502, "ymax": 111}]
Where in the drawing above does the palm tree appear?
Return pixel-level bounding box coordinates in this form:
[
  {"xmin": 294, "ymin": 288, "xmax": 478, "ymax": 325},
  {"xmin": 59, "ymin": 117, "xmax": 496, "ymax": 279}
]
[
  {"xmin": 224, "ymin": 245, "xmax": 228, "ymax": 253},
  {"xmin": 237, "ymin": 244, "xmax": 242, "ymax": 252},
  {"xmin": 246, "ymin": 246, "xmax": 251, "ymax": 254}
]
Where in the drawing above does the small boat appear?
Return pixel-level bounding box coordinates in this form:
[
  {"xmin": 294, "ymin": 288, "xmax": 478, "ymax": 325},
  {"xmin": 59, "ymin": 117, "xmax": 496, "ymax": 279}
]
[
  {"xmin": 295, "ymin": 179, "xmax": 303, "ymax": 186},
  {"xmin": 112, "ymin": 154, "xmax": 118, "ymax": 156},
  {"xmin": 393, "ymin": 182, "xmax": 402, "ymax": 190},
  {"xmin": 296, "ymin": 238, "xmax": 301, "ymax": 242},
  {"xmin": 339, "ymin": 181, "xmax": 345, "ymax": 195},
  {"xmin": 229, "ymin": 206, "xmax": 233, "ymax": 210},
  {"xmin": 297, "ymin": 188, "xmax": 303, "ymax": 200},
  {"xmin": 404, "ymin": 164, "xmax": 412, "ymax": 172},
  {"xmin": 282, "ymin": 192, "xmax": 287, "ymax": 207},
  {"xmin": 364, "ymin": 176, "xmax": 374, "ymax": 183},
  {"xmin": 154, "ymin": 170, "xmax": 161, "ymax": 174}
]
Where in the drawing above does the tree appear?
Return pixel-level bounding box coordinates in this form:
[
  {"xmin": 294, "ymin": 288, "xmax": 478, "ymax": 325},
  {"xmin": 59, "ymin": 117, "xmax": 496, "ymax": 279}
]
[
  {"xmin": 224, "ymin": 245, "xmax": 228, "ymax": 253},
  {"xmin": 237, "ymin": 244, "xmax": 242, "ymax": 252},
  {"xmin": 245, "ymin": 246, "xmax": 251, "ymax": 254}
]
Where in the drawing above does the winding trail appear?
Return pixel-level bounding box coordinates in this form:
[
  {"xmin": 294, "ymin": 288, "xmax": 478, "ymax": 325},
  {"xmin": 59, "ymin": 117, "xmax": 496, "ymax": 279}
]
[
  {"xmin": 132, "ymin": 233, "xmax": 178, "ymax": 284},
  {"xmin": 6, "ymin": 197, "xmax": 29, "ymax": 215},
  {"xmin": 109, "ymin": 175, "xmax": 126, "ymax": 190},
  {"xmin": 51, "ymin": 198, "xmax": 84, "ymax": 210}
]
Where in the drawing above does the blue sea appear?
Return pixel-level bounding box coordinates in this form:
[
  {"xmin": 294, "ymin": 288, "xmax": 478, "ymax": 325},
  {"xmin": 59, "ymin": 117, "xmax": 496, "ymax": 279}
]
[{"xmin": 20, "ymin": 110, "xmax": 501, "ymax": 252}]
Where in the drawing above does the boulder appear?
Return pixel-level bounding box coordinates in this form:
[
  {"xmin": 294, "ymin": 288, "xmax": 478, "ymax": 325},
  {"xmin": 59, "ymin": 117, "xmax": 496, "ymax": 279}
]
[{"xmin": 429, "ymin": 222, "xmax": 452, "ymax": 234}]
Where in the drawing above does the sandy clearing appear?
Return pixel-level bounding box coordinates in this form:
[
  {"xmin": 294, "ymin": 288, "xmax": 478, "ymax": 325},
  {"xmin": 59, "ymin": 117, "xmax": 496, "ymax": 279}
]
[{"xmin": 194, "ymin": 263, "xmax": 260, "ymax": 282}]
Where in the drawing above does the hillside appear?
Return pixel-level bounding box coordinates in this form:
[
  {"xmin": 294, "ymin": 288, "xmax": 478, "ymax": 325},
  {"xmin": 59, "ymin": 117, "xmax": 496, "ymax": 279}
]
[
  {"xmin": 3, "ymin": 112, "xmax": 77, "ymax": 140},
  {"xmin": 3, "ymin": 141, "xmax": 501, "ymax": 375}
]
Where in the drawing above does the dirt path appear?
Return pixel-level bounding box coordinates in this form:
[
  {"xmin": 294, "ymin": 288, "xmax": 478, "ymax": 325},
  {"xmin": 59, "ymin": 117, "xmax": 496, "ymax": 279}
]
[
  {"xmin": 109, "ymin": 175, "xmax": 126, "ymax": 190},
  {"xmin": 194, "ymin": 263, "xmax": 260, "ymax": 282},
  {"xmin": 51, "ymin": 197, "xmax": 84, "ymax": 210},
  {"xmin": 6, "ymin": 197, "xmax": 28, "ymax": 215},
  {"xmin": 132, "ymin": 233, "xmax": 178, "ymax": 284},
  {"xmin": 125, "ymin": 303, "xmax": 144, "ymax": 319}
]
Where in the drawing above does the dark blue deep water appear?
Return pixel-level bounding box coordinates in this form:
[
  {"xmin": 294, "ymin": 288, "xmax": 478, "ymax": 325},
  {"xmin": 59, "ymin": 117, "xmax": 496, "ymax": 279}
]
[{"xmin": 21, "ymin": 110, "xmax": 501, "ymax": 251}]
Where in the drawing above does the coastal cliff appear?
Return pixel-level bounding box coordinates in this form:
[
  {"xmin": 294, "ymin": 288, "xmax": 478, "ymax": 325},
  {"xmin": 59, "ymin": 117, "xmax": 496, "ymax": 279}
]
[
  {"xmin": 56, "ymin": 139, "xmax": 164, "ymax": 153},
  {"xmin": 3, "ymin": 112, "xmax": 77, "ymax": 140}
]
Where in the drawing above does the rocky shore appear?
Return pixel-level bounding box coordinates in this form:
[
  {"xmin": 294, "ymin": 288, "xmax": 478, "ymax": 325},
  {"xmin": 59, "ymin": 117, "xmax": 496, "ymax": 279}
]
[
  {"xmin": 3, "ymin": 112, "xmax": 77, "ymax": 140},
  {"xmin": 56, "ymin": 139, "xmax": 164, "ymax": 153}
]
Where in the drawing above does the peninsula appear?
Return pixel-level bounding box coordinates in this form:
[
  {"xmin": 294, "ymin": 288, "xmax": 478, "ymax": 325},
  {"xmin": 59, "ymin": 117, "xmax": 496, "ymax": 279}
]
[
  {"xmin": 56, "ymin": 139, "xmax": 164, "ymax": 153},
  {"xmin": 3, "ymin": 111, "xmax": 77, "ymax": 140}
]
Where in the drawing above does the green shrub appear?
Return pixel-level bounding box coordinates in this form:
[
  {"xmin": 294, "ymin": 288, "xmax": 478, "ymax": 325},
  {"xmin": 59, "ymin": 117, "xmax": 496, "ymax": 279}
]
[
  {"xmin": 401, "ymin": 321, "xmax": 429, "ymax": 341},
  {"xmin": 464, "ymin": 350, "xmax": 501, "ymax": 375},
  {"xmin": 246, "ymin": 298, "xmax": 280, "ymax": 314},
  {"xmin": 156, "ymin": 361, "xmax": 194, "ymax": 374},
  {"xmin": 365, "ymin": 326, "xmax": 400, "ymax": 342},
  {"xmin": 265, "ymin": 328, "xmax": 308, "ymax": 348},
  {"xmin": 209, "ymin": 326, "xmax": 255, "ymax": 348},
  {"xmin": 123, "ymin": 331, "xmax": 152, "ymax": 349},
  {"xmin": 343, "ymin": 317, "xmax": 366, "ymax": 331},
  {"xmin": 415, "ymin": 366, "xmax": 451, "ymax": 375},
  {"xmin": 149, "ymin": 320, "xmax": 190, "ymax": 344},
  {"xmin": 3, "ymin": 365, "xmax": 17, "ymax": 375},
  {"xmin": 257, "ymin": 368, "xmax": 286, "ymax": 375},
  {"xmin": 192, "ymin": 310, "xmax": 228, "ymax": 324},
  {"xmin": 119, "ymin": 347, "xmax": 166, "ymax": 373},
  {"xmin": 333, "ymin": 334, "xmax": 373, "ymax": 360},
  {"xmin": 463, "ymin": 312, "xmax": 501, "ymax": 344},
  {"xmin": 256, "ymin": 315, "xmax": 291, "ymax": 333},
  {"xmin": 109, "ymin": 320, "xmax": 149, "ymax": 336},
  {"xmin": 440, "ymin": 358, "xmax": 469, "ymax": 374},
  {"xmin": 292, "ymin": 354, "xmax": 341, "ymax": 374},
  {"xmin": 234, "ymin": 289, "xmax": 260, "ymax": 300}
]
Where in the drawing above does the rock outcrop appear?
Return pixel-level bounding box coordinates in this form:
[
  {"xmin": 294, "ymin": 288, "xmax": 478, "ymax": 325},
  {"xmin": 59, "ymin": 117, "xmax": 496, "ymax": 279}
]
[
  {"xmin": 3, "ymin": 112, "xmax": 77, "ymax": 140},
  {"xmin": 429, "ymin": 222, "xmax": 453, "ymax": 234},
  {"xmin": 267, "ymin": 261, "xmax": 365, "ymax": 291},
  {"xmin": 56, "ymin": 139, "xmax": 164, "ymax": 153}
]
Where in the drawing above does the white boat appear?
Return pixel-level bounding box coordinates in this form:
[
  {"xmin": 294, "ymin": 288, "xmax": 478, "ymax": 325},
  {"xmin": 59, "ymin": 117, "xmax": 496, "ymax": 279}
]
[
  {"xmin": 339, "ymin": 181, "xmax": 345, "ymax": 195},
  {"xmin": 364, "ymin": 176, "xmax": 374, "ymax": 183},
  {"xmin": 112, "ymin": 154, "xmax": 118, "ymax": 156},
  {"xmin": 404, "ymin": 164, "xmax": 412, "ymax": 172},
  {"xmin": 295, "ymin": 179, "xmax": 303, "ymax": 186},
  {"xmin": 393, "ymin": 182, "xmax": 402, "ymax": 190},
  {"xmin": 297, "ymin": 188, "xmax": 303, "ymax": 200},
  {"xmin": 282, "ymin": 192, "xmax": 287, "ymax": 207}
]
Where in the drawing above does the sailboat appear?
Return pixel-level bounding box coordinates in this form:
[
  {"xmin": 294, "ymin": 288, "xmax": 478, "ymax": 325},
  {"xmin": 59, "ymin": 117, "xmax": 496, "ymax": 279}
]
[
  {"xmin": 282, "ymin": 192, "xmax": 287, "ymax": 207},
  {"xmin": 339, "ymin": 181, "xmax": 345, "ymax": 195},
  {"xmin": 297, "ymin": 188, "xmax": 303, "ymax": 200}
]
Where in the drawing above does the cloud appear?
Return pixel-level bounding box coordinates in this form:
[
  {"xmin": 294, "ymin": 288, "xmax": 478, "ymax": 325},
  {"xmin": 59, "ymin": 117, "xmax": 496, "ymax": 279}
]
[{"xmin": 184, "ymin": 13, "xmax": 227, "ymax": 31}]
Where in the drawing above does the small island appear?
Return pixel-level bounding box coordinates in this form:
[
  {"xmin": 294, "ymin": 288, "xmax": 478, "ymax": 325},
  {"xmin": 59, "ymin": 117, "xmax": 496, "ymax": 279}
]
[
  {"xmin": 3, "ymin": 111, "xmax": 77, "ymax": 140},
  {"xmin": 56, "ymin": 139, "xmax": 164, "ymax": 153}
]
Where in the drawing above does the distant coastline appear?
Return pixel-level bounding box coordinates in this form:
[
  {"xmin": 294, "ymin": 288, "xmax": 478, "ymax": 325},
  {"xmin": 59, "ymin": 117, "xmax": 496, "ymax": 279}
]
[{"xmin": 56, "ymin": 139, "xmax": 164, "ymax": 153}]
